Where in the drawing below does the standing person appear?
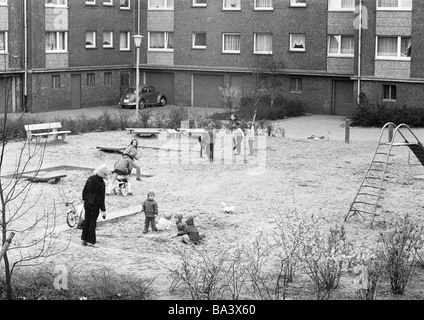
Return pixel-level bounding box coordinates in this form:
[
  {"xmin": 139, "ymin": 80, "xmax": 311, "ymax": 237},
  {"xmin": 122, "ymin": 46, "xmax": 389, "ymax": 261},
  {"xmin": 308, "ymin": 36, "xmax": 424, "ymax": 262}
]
[
  {"xmin": 206, "ymin": 123, "xmax": 217, "ymax": 162},
  {"xmin": 81, "ymin": 164, "xmax": 109, "ymax": 247},
  {"xmin": 123, "ymin": 139, "xmax": 142, "ymax": 181},
  {"xmin": 141, "ymin": 191, "xmax": 158, "ymax": 233},
  {"xmin": 246, "ymin": 121, "xmax": 254, "ymax": 156},
  {"xmin": 106, "ymin": 154, "xmax": 133, "ymax": 195},
  {"xmin": 234, "ymin": 122, "xmax": 245, "ymax": 155},
  {"xmin": 198, "ymin": 134, "xmax": 205, "ymax": 158}
]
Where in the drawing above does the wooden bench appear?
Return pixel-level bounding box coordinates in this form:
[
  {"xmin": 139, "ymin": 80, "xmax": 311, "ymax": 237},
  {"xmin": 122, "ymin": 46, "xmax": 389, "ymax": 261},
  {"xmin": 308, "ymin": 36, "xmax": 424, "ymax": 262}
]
[
  {"xmin": 178, "ymin": 128, "xmax": 205, "ymax": 137},
  {"xmin": 96, "ymin": 146, "xmax": 126, "ymax": 154},
  {"xmin": 125, "ymin": 128, "xmax": 163, "ymax": 137},
  {"xmin": 25, "ymin": 122, "xmax": 71, "ymax": 143}
]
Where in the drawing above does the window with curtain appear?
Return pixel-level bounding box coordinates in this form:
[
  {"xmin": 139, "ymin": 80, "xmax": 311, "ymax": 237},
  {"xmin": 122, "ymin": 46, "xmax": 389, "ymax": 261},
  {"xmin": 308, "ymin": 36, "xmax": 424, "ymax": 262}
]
[
  {"xmin": 86, "ymin": 31, "xmax": 96, "ymax": 48},
  {"xmin": 328, "ymin": 35, "xmax": 354, "ymax": 56},
  {"xmin": 291, "ymin": 0, "xmax": 306, "ymax": 6},
  {"xmin": 193, "ymin": 0, "xmax": 207, "ymax": 6},
  {"xmin": 45, "ymin": 31, "xmax": 67, "ymax": 52},
  {"xmin": 255, "ymin": 0, "xmax": 272, "ymax": 9},
  {"xmin": 377, "ymin": 36, "xmax": 411, "ymax": 58},
  {"xmin": 328, "ymin": 0, "xmax": 355, "ymax": 10},
  {"xmin": 223, "ymin": 0, "xmax": 241, "ymax": 9},
  {"xmin": 290, "ymin": 78, "xmax": 302, "ymax": 92},
  {"xmin": 103, "ymin": 31, "xmax": 113, "ymax": 47},
  {"xmin": 149, "ymin": 32, "xmax": 174, "ymax": 50},
  {"xmin": 378, "ymin": 0, "xmax": 412, "ymax": 8},
  {"xmin": 0, "ymin": 32, "xmax": 6, "ymax": 53},
  {"xmin": 254, "ymin": 33, "xmax": 272, "ymax": 54},
  {"xmin": 223, "ymin": 33, "xmax": 240, "ymax": 53},
  {"xmin": 120, "ymin": 31, "xmax": 130, "ymax": 50},
  {"xmin": 120, "ymin": 0, "xmax": 129, "ymax": 8},
  {"xmin": 149, "ymin": 0, "xmax": 174, "ymax": 9},
  {"xmin": 290, "ymin": 34, "xmax": 305, "ymax": 51},
  {"xmin": 383, "ymin": 85, "xmax": 396, "ymax": 100}
]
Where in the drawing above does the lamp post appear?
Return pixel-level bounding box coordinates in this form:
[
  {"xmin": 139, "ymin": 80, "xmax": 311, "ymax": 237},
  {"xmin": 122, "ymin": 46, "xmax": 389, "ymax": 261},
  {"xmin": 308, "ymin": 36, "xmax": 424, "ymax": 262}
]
[{"xmin": 132, "ymin": 35, "xmax": 144, "ymax": 115}]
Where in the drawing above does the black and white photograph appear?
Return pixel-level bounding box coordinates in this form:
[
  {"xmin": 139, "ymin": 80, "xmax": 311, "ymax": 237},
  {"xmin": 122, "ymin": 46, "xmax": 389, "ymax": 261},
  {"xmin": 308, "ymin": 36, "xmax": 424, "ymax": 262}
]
[{"xmin": 1, "ymin": 0, "xmax": 424, "ymax": 308}]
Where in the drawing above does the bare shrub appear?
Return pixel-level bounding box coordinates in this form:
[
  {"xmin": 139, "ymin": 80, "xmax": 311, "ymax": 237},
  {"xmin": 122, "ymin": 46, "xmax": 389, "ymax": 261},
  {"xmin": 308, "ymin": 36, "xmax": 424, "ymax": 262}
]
[
  {"xmin": 353, "ymin": 250, "xmax": 383, "ymax": 300},
  {"xmin": 378, "ymin": 215, "xmax": 424, "ymax": 295},
  {"xmin": 167, "ymin": 107, "xmax": 189, "ymax": 130},
  {"xmin": 301, "ymin": 224, "xmax": 356, "ymax": 299}
]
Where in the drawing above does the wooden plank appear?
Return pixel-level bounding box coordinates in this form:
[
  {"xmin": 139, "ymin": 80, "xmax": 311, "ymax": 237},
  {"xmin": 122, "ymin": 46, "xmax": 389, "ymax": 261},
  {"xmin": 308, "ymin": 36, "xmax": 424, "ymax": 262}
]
[
  {"xmin": 25, "ymin": 122, "xmax": 63, "ymax": 131},
  {"xmin": 97, "ymin": 146, "xmax": 126, "ymax": 153},
  {"xmin": 22, "ymin": 174, "xmax": 67, "ymax": 183}
]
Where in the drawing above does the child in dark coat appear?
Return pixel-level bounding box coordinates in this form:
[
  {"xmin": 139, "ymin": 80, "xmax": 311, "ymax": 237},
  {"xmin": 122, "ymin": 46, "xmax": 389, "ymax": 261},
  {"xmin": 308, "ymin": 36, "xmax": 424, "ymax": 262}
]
[
  {"xmin": 141, "ymin": 191, "xmax": 158, "ymax": 233},
  {"xmin": 176, "ymin": 217, "xmax": 205, "ymax": 245},
  {"xmin": 174, "ymin": 213, "xmax": 186, "ymax": 232}
]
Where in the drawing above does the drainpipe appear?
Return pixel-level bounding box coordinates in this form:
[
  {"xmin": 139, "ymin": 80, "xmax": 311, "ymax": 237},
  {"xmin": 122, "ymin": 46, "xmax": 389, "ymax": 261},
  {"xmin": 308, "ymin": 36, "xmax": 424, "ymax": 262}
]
[
  {"xmin": 23, "ymin": 0, "xmax": 28, "ymax": 111},
  {"xmin": 357, "ymin": 0, "xmax": 362, "ymax": 105},
  {"xmin": 137, "ymin": 0, "xmax": 140, "ymax": 35}
]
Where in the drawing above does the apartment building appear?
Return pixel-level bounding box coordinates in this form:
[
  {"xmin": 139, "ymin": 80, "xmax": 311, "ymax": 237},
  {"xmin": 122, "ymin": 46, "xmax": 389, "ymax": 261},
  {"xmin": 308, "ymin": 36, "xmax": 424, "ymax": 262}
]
[{"xmin": 1, "ymin": 0, "xmax": 423, "ymax": 116}]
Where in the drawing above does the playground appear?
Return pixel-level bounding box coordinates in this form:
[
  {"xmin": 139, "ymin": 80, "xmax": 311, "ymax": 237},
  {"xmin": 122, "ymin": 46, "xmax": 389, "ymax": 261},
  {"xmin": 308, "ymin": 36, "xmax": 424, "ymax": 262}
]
[{"xmin": 2, "ymin": 115, "xmax": 424, "ymax": 299}]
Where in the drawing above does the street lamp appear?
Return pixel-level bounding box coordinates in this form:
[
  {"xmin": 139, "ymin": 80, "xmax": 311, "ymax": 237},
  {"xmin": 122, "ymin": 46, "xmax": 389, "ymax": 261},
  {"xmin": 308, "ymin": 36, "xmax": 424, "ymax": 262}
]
[{"xmin": 132, "ymin": 35, "xmax": 144, "ymax": 115}]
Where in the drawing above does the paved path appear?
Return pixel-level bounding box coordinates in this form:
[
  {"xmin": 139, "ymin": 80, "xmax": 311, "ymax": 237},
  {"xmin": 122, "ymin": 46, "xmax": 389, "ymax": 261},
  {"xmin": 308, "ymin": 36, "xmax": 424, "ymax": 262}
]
[{"xmin": 273, "ymin": 115, "xmax": 424, "ymax": 142}]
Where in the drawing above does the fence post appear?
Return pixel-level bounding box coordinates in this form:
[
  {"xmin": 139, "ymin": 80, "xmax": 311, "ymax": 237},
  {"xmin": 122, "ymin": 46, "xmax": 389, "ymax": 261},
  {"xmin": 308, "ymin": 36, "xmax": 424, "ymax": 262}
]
[
  {"xmin": 0, "ymin": 232, "xmax": 15, "ymax": 263},
  {"xmin": 345, "ymin": 119, "xmax": 350, "ymax": 144}
]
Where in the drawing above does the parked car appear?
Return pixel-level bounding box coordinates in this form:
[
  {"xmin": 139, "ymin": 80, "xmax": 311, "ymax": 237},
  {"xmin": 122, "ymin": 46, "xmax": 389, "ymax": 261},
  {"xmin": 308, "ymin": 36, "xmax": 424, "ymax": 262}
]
[{"xmin": 119, "ymin": 84, "xmax": 167, "ymax": 109}]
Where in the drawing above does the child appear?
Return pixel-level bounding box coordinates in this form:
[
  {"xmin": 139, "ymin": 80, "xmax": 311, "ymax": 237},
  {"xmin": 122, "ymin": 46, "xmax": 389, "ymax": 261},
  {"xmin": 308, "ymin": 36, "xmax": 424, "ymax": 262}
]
[
  {"xmin": 141, "ymin": 191, "xmax": 158, "ymax": 233},
  {"xmin": 176, "ymin": 217, "xmax": 204, "ymax": 245},
  {"xmin": 174, "ymin": 213, "xmax": 186, "ymax": 232}
]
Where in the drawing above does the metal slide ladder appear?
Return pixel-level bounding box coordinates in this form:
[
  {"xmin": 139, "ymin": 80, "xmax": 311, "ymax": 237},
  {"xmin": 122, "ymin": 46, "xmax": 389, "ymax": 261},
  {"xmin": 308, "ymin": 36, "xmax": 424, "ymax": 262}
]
[{"xmin": 345, "ymin": 122, "xmax": 424, "ymax": 228}]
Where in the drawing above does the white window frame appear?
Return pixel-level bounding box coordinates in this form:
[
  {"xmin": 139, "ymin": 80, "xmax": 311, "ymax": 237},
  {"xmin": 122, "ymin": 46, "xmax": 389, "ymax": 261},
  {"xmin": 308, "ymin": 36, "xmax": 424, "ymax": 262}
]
[
  {"xmin": 192, "ymin": 32, "xmax": 206, "ymax": 49},
  {"xmin": 103, "ymin": 31, "xmax": 114, "ymax": 48},
  {"xmin": 45, "ymin": 0, "xmax": 67, "ymax": 7},
  {"xmin": 0, "ymin": 31, "xmax": 7, "ymax": 54},
  {"xmin": 148, "ymin": 0, "xmax": 174, "ymax": 10},
  {"xmin": 120, "ymin": 0, "xmax": 130, "ymax": 9},
  {"xmin": 376, "ymin": 0, "xmax": 412, "ymax": 11},
  {"xmin": 375, "ymin": 36, "xmax": 411, "ymax": 60},
  {"xmin": 223, "ymin": 0, "xmax": 241, "ymax": 11},
  {"xmin": 85, "ymin": 0, "xmax": 96, "ymax": 5},
  {"xmin": 103, "ymin": 0, "xmax": 114, "ymax": 6},
  {"xmin": 254, "ymin": 0, "xmax": 273, "ymax": 10},
  {"xmin": 254, "ymin": 33, "xmax": 273, "ymax": 55},
  {"xmin": 328, "ymin": 0, "xmax": 355, "ymax": 11},
  {"xmin": 120, "ymin": 31, "xmax": 131, "ymax": 51},
  {"xmin": 192, "ymin": 0, "xmax": 207, "ymax": 7},
  {"xmin": 222, "ymin": 33, "xmax": 241, "ymax": 54},
  {"xmin": 290, "ymin": 0, "xmax": 306, "ymax": 7},
  {"xmin": 289, "ymin": 33, "xmax": 306, "ymax": 52},
  {"xmin": 45, "ymin": 31, "xmax": 68, "ymax": 53},
  {"xmin": 327, "ymin": 35, "xmax": 354, "ymax": 57},
  {"xmin": 85, "ymin": 31, "xmax": 97, "ymax": 48},
  {"xmin": 0, "ymin": 0, "xmax": 8, "ymax": 5},
  {"xmin": 383, "ymin": 84, "xmax": 397, "ymax": 101},
  {"xmin": 148, "ymin": 31, "xmax": 174, "ymax": 51}
]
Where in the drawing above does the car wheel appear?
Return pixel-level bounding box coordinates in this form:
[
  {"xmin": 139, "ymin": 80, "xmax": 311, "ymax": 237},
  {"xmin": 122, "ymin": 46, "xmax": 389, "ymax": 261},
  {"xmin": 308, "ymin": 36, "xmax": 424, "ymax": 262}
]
[
  {"xmin": 139, "ymin": 99, "xmax": 146, "ymax": 109},
  {"xmin": 159, "ymin": 96, "xmax": 167, "ymax": 107}
]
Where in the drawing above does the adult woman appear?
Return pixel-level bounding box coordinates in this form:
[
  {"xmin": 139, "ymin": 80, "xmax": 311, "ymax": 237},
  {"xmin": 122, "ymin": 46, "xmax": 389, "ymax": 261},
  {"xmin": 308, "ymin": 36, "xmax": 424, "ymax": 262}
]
[
  {"xmin": 81, "ymin": 164, "xmax": 109, "ymax": 247},
  {"xmin": 123, "ymin": 139, "xmax": 142, "ymax": 181}
]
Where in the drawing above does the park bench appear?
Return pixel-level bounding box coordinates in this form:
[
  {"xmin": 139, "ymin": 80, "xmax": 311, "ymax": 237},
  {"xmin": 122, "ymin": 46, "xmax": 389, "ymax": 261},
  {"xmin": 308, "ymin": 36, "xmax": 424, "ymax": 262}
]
[
  {"xmin": 178, "ymin": 128, "xmax": 205, "ymax": 137},
  {"xmin": 25, "ymin": 122, "xmax": 71, "ymax": 143}
]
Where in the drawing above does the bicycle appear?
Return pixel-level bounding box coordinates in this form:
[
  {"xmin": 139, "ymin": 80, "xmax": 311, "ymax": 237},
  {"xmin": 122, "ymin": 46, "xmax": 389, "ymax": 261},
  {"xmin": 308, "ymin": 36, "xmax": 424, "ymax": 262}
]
[{"xmin": 61, "ymin": 189, "xmax": 85, "ymax": 228}]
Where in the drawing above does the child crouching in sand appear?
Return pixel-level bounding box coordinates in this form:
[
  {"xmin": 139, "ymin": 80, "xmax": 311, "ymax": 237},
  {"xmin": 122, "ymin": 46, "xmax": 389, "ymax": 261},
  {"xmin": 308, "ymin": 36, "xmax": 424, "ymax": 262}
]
[{"xmin": 175, "ymin": 217, "xmax": 205, "ymax": 245}]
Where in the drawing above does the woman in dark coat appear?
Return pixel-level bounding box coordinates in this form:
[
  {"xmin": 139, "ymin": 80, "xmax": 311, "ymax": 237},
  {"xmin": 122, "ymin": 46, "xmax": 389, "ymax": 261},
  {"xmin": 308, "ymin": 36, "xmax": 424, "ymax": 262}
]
[{"xmin": 81, "ymin": 164, "xmax": 110, "ymax": 247}]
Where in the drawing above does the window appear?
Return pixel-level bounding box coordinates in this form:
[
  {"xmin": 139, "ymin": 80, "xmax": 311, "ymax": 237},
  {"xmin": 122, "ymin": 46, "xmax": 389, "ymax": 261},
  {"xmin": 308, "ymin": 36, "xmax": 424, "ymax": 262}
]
[
  {"xmin": 193, "ymin": 0, "xmax": 206, "ymax": 6},
  {"xmin": 376, "ymin": 36, "xmax": 411, "ymax": 60},
  {"xmin": 148, "ymin": 32, "xmax": 174, "ymax": 50},
  {"xmin": 192, "ymin": 32, "xmax": 206, "ymax": 49},
  {"xmin": 254, "ymin": 33, "xmax": 272, "ymax": 54},
  {"xmin": 103, "ymin": 0, "xmax": 113, "ymax": 5},
  {"xmin": 103, "ymin": 31, "xmax": 113, "ymax": 48},
  {"xmin": 291, "ymin": 0, "xmax": 306, "ymax": 7},
  {"xmin": 0, "ymin": 31, "xmax": 7, "ymax": 54},
  {"xmin": 120, "ymin": 0, "xmax": 130, "ymax": 9},
  {"xmin": 120, "ymin": 72, "xmax": 130, "ymax": 86},
  {"xmin": 290, "ymin": 34, "xmax": 305, "ymax": 52},
  {"xmin": 45, "ymin": 32, "xmax": 67, "ymax": 52},
  {"xmin": 104, "ymin": 72, "xmax": 112, "ymax": 85},
  {"xmin": 290, "ymin": 78, "xmax": 302, "ymax": 92},
  {"xmin": 85, "ymin": 0, "xmax": 96, "ymax": 5},
  {"xmin": 45, "ymin": 0, "xmax": 67, "ymax": 6},
  {"xmin": 383, "ymin": 85, "xmax": 396, "ymax": 100},
  {"xmin": 223, "ymin": 0, "xmax": 241, "ymax": 10},
  {"xmin": 52, "ymin": 75, "xmax": 61, "ymax": 89},
  {"xmin": 222, "ymin": 33, "xmax": 240, "ymax": 53},
  {"xmin": 254, "ymin": 0, "xmax": 273, "ymax": 10},
  {"xmin": 120, "ymin": 31, "xmax": 130, "ymax": 50},
  {"xmin": 0, "ymin": 0, "xmax": 7, "ymax": 5},
  {"xmin": 328, "ymin": 35, "xmax": 354, "ymax": 56},
  {"xmin": 87, "ymin": 73, "xmax": 95, "ymax": 87},
  {"xmin": 148, "ymin": 0, "xmax": 174, "ymax": 9},
  {"xmin": 377, "ymin": 0, "xmax": 412, "ymax": 10},
  {"xmin": 328, "ymin": 0, "xmax": 355, "ymax": 10},
  {"xmin": 86, "ymin": 31, "xmax": 96, "ymax": 48}
]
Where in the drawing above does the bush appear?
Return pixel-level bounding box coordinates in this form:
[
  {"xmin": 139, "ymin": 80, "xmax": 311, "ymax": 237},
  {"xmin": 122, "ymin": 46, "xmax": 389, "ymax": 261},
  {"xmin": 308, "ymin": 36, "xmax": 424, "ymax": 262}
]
[
  {"xmin": 378, "ymin": 215, "xmax": 424, "ymax": 295},
  {"xmin": 167, "ymin": 106, "xmax": 189, "ymax": 130}
]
